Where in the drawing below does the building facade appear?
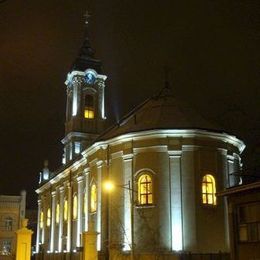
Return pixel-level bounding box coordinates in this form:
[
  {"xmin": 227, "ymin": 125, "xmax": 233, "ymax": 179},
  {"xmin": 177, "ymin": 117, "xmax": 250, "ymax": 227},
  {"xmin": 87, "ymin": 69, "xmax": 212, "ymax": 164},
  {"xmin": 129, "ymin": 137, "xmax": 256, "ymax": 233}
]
[
  {"xmin": 219, "ymin": 181, "xmax": 260, "ymax": 260},
  {"xmin": 0, "ymin": 191, "xmax": 26, "ymax": 257},
  {"xmin": 35, "ymin": 21, "xmax": 246, "ymax": 259}
]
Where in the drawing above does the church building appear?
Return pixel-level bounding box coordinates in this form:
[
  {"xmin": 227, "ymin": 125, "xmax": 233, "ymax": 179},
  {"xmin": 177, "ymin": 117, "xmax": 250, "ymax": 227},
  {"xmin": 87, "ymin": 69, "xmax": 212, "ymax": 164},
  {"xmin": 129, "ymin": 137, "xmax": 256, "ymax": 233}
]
[{"xmin": 35, "ymin": 18, "xmax": 245, "ymax": 259}]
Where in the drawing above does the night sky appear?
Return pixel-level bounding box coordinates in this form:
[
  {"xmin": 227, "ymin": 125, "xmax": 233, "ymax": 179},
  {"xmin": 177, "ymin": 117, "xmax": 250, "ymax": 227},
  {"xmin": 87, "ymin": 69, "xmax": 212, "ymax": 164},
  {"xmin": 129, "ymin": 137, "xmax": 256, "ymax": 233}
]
[{"xmin": 0, "ymin": 1, "xmax": 259, "ymax": 208}]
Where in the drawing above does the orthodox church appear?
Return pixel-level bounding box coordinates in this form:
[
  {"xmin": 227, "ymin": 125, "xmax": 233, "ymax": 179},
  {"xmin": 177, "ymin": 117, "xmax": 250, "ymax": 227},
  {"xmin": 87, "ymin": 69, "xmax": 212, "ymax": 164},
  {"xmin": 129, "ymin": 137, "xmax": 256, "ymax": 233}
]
[{"xmin": 35, "ymin": 18, "xmax": 245, "ymax": 259}]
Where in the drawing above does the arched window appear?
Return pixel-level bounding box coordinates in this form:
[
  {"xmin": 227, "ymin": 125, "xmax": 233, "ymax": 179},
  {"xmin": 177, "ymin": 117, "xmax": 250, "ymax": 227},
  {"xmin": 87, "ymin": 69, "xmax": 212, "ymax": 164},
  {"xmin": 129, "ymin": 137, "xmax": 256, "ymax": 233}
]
[
  {"xmin": 90, "ymin": 184, "xmax": 97, "ymax": 213},
  {"xmin": 202, "ymin": 174, "xmax": 217, "ymax": 205},
  {"xmin": 40, "ymin": 211, "xmax": 44, "ymax": 229},
  {"xmin": 73, "ymin": 195, "xmax": 78, "ymax": 220},
  {"xmin": 138, "ymin": 173, "xmax": 153, "ymax": 205},
  {"xmin": 47, "ymin": 208, "xmax": 51, "ymax": 227},
  {"xmin": 5, "ymin": 217, "xmax": 13, "ymax": 231},
  {"xmin": 64, "ymin": 199, "xmax": 68, "ymax": 221},
  {"xmin": 56, "ymin": 204, "xmax": 60, "ymax": 224},
  {"xmin": 84, "ymin": 95, "xmax": 94, "ymax": 119}
]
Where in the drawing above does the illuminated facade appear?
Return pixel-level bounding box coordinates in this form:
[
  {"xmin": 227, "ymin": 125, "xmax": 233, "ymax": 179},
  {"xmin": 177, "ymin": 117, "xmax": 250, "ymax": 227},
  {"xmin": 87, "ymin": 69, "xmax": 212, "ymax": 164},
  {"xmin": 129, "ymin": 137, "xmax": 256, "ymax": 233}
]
[
  {"xmin": 0, "ymin": 191, "xmax": 26, "ymax": 257},
  {"xmin": 35, "ymin": 21, "xmax": 246, "ymax": 259}
]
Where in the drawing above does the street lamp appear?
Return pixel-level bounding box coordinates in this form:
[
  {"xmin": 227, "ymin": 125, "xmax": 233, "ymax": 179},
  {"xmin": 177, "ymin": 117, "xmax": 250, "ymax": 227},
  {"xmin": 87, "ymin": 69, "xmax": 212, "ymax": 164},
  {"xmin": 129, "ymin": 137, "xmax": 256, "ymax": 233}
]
[{"xmin": 103, "ymin": 180, "xmax": 135, "ymax": 260}]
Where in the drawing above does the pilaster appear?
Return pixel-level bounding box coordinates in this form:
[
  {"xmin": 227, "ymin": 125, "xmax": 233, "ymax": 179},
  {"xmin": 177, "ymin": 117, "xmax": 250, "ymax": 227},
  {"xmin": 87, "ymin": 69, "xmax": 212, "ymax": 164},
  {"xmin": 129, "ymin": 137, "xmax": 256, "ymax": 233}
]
[
  {"xmin": 58, "ymin": 186, "xmax": 64, "ymax": 252},
  {"xmin": 122, "ymin": 153, "xmax": 133, "ymax": 251},
  {"xmin": 96, "ymin": 160, "xmax": 103, "ymax": 251},
  {"xmin": 36, "ymin": 199, "xmax": 42, "ymax": 253},
  {"xmin": 77, "ymin": 176, "xmax": 84, "ymax": 247},
  {"xmin": 168, "ymin": 150, "xmax": 183, "ymax": 251},
  {"xmin": 50, "ymin": 191, "xmax": 56, "ymax": 252},
  {"xmin": 67, "ymin": 182, "xmax": 72, "ymax": 252}
]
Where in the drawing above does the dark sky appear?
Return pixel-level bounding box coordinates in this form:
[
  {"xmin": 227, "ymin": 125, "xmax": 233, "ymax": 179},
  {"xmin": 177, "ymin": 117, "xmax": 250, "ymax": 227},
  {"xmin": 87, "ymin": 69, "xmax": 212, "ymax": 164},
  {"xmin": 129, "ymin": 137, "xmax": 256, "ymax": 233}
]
[{"xmin": 0, "ymin": 1, "xmax": 259, "ymax": 208}]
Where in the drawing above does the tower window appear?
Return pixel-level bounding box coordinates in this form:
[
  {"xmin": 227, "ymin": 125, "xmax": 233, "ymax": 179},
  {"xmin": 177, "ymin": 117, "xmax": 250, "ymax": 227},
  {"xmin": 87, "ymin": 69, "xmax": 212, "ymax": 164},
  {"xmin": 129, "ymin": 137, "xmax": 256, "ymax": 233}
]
[
  {"xmin": 202, "ymin": 174, "xmax": 217, "ymax": 205},
  {"xmin": 138, "ymin": 173, "xmax": 153, "ymax": 205},
  {"xmin": 73, "ymin": 195, "xmax": 78, "ymax": 220},
  {"xmin": 90, "ymin": 184, "xmax": 97, "ymax": 213},
  {"xmin": 84, "ymin": 95, "xmax": 94, "ymax": 119}
]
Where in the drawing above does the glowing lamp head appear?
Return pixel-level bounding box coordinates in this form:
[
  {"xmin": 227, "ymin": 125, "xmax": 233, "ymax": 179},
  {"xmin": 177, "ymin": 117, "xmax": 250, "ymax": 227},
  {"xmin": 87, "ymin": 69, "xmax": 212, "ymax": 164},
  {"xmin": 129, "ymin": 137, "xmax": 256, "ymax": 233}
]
[{"xmin": 103, "ymin": 181, "xmax": 115, "ymax": 192}]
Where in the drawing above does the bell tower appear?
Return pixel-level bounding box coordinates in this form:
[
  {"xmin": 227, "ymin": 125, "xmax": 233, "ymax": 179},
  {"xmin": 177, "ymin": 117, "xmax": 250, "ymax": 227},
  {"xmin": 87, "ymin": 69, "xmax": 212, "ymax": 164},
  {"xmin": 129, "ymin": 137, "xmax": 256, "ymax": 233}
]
[{"xmin": 62, "ymin": 15, "xmax": 107, "ymax": 164}]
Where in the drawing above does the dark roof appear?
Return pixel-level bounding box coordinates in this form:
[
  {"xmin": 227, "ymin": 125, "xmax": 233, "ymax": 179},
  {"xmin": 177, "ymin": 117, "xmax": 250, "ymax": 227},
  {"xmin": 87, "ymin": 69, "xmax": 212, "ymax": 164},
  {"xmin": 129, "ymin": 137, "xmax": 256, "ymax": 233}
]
[
  {"xmin": 217, "ymin": 181, "xmax": 260, "ymax": 196},
  {"xmin": 71, "ymin": 25, "xmax": 102, "ymax": 73},
  {"xmin": 97, "ymin": 87, "xmax": 224, "ymax": 141}
]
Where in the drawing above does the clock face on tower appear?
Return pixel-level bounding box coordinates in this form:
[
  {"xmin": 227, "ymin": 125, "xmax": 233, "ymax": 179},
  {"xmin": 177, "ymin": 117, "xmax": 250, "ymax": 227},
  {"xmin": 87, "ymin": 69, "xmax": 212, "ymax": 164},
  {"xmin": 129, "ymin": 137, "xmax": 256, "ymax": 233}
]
[{"xmin": 85, "ymin": 72, "xmax": 96, "ymax": 85}]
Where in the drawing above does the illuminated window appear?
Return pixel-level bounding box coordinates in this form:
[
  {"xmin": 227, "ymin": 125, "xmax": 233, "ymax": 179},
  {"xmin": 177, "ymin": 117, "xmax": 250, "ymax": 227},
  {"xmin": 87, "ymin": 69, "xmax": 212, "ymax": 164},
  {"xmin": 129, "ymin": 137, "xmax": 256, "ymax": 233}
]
[
  {"xmin": 56, "ymin": 204, "xmax": 60, "ymax": 224},
  {"xmin": 90, "ymin": 184, "xmax": 97, "ymax": 213},
  {"xmin": 84, "ymin": 95, "xmax": 94, "ymax": 119},
  {"xmin": 40, "ymin": 211, "xmax": 44, "ymax": 229},
  {"xmin": 202, "ymin": 174, "xmax": 217, "ymax": 205},
  {"xmin": 73, "ymin": 195, "xmax": 78, "ymax": 220},
  {"xmin": 64, "ymin": 199, "xmax": 68, "ymax": 221},
  {"xmin": 47, "ymin": 208, "xmax": 51, "ymax": 227},
  {"xmin": 138, "ymin": 174, "xmax": 153, "ymax": 205},
  {"xmin": 2, "ymin": 240, "xmax": 11, "ymax": 254}
]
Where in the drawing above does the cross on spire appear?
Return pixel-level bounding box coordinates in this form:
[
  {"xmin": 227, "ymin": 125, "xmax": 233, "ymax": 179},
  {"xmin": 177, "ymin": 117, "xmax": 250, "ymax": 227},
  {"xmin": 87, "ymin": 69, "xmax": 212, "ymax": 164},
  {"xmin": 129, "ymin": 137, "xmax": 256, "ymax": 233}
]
[{"xmin": 84, "ymin": 10, "xmax": 91, "ymax": 25}]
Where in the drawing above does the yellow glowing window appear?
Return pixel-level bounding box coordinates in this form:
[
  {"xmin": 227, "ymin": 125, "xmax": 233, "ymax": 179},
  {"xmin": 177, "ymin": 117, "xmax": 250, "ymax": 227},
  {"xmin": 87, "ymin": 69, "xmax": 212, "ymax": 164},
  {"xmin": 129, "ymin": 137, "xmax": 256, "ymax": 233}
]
[
  {"xmin": 202, "ymin": 174, "xmax": 216, "ymax": 205},
  {"xmin": 47, "ymin": 208, "xmax": 51, "ymax": 227},
  {"xmin": 90, "ymin": 184, "xmax": 97, "ymax": 213},
  {"xmin": 56, "ymin": 204, "xmax": 60, "ymax": 224},
  {"xmin": 84, "ymin": 108, "xmax": 95, "ymax": 119},
  {"xmin": 138, "ymin": 174, "xmax": 153, "ymax": 205},
  {"xmin": 73, "ymin": 195, "xmax": 78, "ymax": 220},
  {"xmin": 84, "ymin": 95, "xmax": 94, "ymax": 119},
  {"xmin": 64, "ymin": 199, "xmax": 68, "ymax": 221},
  {"xmin": 40, "ymin": 211, "xmax": 44, "ymax": 229}
]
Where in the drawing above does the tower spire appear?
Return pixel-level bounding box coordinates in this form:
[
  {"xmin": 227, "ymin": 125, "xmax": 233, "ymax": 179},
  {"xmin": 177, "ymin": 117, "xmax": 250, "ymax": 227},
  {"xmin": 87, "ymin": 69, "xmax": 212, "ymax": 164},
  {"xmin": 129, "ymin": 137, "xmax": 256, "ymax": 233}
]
[
  {"xmin": 71, "ymin": 10, "xmax": 101, "ymax": 72},
  {"xmin": 63, "ymin": 10, "xmax": 107, "ymax": 165}
]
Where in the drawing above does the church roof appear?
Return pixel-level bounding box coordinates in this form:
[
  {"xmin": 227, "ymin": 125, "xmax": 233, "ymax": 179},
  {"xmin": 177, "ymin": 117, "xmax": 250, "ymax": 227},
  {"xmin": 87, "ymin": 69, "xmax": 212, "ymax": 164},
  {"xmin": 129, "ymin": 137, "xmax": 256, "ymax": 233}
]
[{"xmin": 97, "ymin": 87, "xmax": 224, "ymax": 141}]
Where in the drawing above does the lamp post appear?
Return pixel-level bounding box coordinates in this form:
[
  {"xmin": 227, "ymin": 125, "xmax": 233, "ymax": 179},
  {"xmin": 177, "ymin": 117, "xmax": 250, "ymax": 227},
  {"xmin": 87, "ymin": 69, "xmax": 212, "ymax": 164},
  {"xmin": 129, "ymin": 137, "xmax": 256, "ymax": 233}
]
[{"xmin": 103, "ymin": 180, "xmax": 135, "ymax": 260}]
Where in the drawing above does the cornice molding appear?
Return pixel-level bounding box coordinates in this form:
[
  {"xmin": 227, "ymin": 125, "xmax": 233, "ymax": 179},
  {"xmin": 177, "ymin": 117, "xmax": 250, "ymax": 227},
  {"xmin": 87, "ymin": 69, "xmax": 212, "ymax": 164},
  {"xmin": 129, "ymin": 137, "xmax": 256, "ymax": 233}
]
[{"xmin": 168, "ymin": 150, "xmax": 182, "ymax": 158}]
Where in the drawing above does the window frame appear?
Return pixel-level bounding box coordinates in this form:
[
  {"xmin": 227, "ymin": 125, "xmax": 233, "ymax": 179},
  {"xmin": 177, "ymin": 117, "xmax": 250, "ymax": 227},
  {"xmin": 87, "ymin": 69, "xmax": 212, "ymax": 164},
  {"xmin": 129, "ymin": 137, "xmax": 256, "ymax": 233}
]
[
  {"xmin": 84, "ymin": 94, "xmax": 95, "ymax": 119},
  {"xmin": 4, "ymin": 217, "xmax": 13, "ymax": 231},
  {"xmin": 202, "ymin": 174, "xmax": 217, "ymax": 206},
  {"xmin": 136, "ymin": 171, "xmax": 154, "ymax": 207}
]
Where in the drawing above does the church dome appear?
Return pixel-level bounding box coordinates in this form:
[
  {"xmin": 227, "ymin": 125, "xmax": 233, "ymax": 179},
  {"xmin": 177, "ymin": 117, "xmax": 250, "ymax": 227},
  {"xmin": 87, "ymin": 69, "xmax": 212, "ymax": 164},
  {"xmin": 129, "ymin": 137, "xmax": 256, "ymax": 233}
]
[{"xmin": 98, "ymin": 89, "xmax": 224, "ymax": 141}]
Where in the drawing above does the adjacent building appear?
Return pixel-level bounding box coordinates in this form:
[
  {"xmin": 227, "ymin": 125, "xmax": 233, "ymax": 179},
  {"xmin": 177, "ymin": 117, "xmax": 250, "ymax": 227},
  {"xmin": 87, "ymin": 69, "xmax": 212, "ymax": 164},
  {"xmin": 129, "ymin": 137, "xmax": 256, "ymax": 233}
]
[
  {"xmin": 0, "ymin": 191, "xmax": 26, "ymax": 257},
  {"xmin": 35, "ymin": 19, "xmax": 246, "ymax": 259},
  {"xmin": 218, "ymin": 180, "xmax": 260, "ymax": 260}
]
